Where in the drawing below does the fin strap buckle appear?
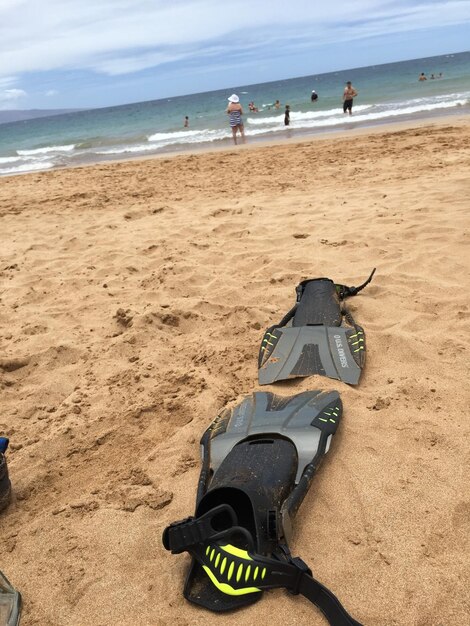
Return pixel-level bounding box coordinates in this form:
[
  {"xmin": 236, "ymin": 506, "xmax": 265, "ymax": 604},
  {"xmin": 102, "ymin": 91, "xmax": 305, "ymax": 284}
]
[{"xmin": 287, "ymin": 556, "xmax": 312, "ymax": 596}]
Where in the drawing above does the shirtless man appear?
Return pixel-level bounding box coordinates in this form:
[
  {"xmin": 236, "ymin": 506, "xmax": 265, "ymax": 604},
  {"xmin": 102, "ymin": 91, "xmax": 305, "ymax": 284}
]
[{"xmin": 343, "ymin": 81, "xmax": 358, "ymax": 115}]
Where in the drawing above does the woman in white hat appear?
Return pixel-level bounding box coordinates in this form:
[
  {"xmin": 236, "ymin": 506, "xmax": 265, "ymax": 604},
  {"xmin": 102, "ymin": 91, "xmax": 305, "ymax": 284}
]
[{"xmin": 226, "ymin": 94, "xmax": 245, "ymax": 145}]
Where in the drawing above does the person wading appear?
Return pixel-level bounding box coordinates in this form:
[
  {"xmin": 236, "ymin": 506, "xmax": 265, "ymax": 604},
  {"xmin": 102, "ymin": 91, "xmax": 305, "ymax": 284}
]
[{"xmin": 226, "ymin": 94, "xmax": 245, "ymax": 145}]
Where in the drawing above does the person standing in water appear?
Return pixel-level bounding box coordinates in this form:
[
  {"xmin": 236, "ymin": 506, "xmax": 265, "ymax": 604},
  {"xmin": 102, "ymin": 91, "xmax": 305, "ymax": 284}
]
[
  {"xmin": 184, "ymin": 116, "xmax": 189, "ymax": 127},
  {"xmin": 284, "ymin": 104, "xmax": 290, "ymax": 126},
  {"xmin": 311, "ymin": 90, "xmax": 318, "ymax": 102},
  {"xmin": 226, "ymin": 94, "xmax": 245, "ymax": 145},
  {"xmin": 343, "ymin": 81, "xmax": 358, "ymax": 115}
]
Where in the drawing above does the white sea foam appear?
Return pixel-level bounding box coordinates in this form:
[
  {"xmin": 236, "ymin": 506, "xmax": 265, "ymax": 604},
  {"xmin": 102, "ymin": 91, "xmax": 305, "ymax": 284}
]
[
  {"xmin": 98, "ymin": 128, "xmax": 230, "ymax": 154},
  {"xmin": 0, "ymin": 155, "xmax": 23, "ymax": 164},
  {"xmin": 148, "ymin": 128, "xmax": 229, "ymax": 146},
  {"xmin": 247, "ymin": 104, "xmax": 372, "ymax": 126},
  {"xmin": 96, "ymin": 144, "xmax": 160, "ymax": 155},
  {"xmin": 0, "ymin": 161, "xmax": 55, "ymax": 175},
  {"xmin": 17, "ymin": 144, "xmax": 75, "ymax": 156},
  {"xmin": 147, "ymin": 129, "xmax": 202, "ymax": 142}
]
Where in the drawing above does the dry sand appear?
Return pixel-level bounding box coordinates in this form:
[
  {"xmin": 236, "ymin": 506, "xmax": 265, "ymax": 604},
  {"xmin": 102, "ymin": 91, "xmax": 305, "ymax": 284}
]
[{"xmin": 1, "ymin": 118, "xmax": 469, "ymax": 626}]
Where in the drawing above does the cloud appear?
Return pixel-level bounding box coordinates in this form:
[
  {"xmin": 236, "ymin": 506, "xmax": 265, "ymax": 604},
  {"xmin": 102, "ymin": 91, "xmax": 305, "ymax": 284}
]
[
  {"xmin": 0, "ymin": 1, "xmax": 469, "ymax": 78},
  {"xmin": 0, "ymin": 76, "xmax": 18, "ymax": 88},
  {"xmin": 45, "ymin": 89, "xmax": 58, "ymax": 96},
  {"xmin": 0, "ymin": 87, "xmax": 27, "ymax": 109}
]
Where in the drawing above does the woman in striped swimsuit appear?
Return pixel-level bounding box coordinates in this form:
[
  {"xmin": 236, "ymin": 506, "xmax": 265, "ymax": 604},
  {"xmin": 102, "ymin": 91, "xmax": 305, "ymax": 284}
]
[{"xmin": 226, "ymin": 94, "xmax": 245, "ymax": 145}]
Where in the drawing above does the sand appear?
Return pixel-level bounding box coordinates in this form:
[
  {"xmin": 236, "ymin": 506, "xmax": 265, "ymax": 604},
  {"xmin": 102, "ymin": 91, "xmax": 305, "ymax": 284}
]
[{"xmin": 0, "ymin": 117, "xmax": 469, "ymax": 626}]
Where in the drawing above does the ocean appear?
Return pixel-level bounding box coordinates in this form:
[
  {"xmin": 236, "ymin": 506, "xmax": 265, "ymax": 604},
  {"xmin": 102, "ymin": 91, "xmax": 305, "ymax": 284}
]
[{"xmin": 0, "ymin": 51, "xmax": 469, "ymax": 176}]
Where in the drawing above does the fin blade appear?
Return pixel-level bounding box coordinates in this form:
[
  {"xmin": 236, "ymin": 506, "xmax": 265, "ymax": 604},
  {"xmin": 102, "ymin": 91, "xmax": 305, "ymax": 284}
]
[{"xmin": 258, "ymin": 326, "xmax": 363, "ymax": 385}]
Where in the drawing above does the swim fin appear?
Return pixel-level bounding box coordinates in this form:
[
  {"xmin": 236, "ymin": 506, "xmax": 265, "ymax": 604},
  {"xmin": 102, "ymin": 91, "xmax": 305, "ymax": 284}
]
[
  {"xmin": 258, "ymin": 269, "xmax": 376, "ymax": 386},
  {"xmin": 163, "ymin": 390, "xmax": 362, "ymax": 625}
]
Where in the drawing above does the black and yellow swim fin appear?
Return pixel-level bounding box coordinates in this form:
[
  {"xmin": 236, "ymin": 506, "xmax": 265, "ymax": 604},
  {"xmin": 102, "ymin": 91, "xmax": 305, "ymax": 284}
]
[
  {"xmin": 258, "ymin": 269, "xmax": 376, "ymax": 386},
  {"xmin": 163, "ymin": 391, "xmax": 362, "ymax": 625}
]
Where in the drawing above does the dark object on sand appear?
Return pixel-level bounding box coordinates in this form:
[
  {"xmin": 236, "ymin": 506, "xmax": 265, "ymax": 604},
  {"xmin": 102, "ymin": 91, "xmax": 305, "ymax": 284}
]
[
  {"xmin": 258, "ymin": 269, "xmax": 376, "ymax": 385},
  {"xmin": 0, "ymin": 569, "xmax": 21, "ymax": 626},
  {"xmin": 163, "ymin": 391, "xmax": 362, "ymax": 625},
  {"xmin": 0, "ymin": 438, "xmax": 11, "ymax": 514}
]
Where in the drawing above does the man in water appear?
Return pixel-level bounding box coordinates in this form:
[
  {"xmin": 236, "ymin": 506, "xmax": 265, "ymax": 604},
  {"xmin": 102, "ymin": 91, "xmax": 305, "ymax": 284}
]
[
  {"xmin": 311, "ymin": 90, "xmax": 318, "ymax": 102},
  {"xmin": 343, "ymin": 81, "xmax": 357, "ymax": 115},
  {"xmin": 418, "ymin": 73, "xmax": 427, "ymax": 81}
]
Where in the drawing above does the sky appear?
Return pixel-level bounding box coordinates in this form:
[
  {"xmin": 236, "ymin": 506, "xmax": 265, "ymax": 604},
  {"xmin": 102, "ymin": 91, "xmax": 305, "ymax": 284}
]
[{"xmin": 0, "ymin": 0, "xmax": 469, "ymax": 110}]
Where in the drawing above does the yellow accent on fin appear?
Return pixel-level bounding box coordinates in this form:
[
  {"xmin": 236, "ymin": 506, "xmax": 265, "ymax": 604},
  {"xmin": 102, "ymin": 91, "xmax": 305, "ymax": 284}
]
[
  {"xmin": 221, "ymin": 544, "xmax": 252, "ymax": 560},
  {"xmin": 215, "ymin": 553, "xmax": 220, "ymax": 568},
  {"xmin": 245, "ymin": 565, "xmax": 251, "ymax": 581},
  {"xmin": 205, "ymin": 545, "xmax": 210, "ymax": 556},
  {"xmin": 237, "ymin": 564, "xmax": 244, "ymax": 582},
  {"xmin": 220, "ymin": 557, "xmax": 227, "ymax": 574},
  {"xmin": 202, "ymin": 566, "xmax": 260, "ymax": 597},
  {"xmin": 261, "ymin": 568, "xmax": 267, "ymax": 580},
  {"xmin": 227, "ymin": 561, "xmax": 234, "ymax": 581},
  {"xmin": 253, "ymin": 567, "xmax": 259, "ymax": 580}
]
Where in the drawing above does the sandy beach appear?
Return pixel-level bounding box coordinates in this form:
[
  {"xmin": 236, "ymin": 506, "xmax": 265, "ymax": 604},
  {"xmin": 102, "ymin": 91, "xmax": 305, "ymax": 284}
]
[{"xmin": 1, "ymin": 117, "xmax": 469, "ymax": 626}]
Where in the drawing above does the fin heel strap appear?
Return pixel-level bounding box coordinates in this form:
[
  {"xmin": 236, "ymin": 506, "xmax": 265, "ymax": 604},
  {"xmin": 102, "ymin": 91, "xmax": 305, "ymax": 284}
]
[
  {"xmin": 163, "ymin": 515, "xmax": 363, "ymax": 626},
  {"xmin": 298, "ymin": 574, "xmax": 363, "ymax": 626},
  {"xmin": 163, "ymin": 505, "xmax": 238, "ymax": 553}
]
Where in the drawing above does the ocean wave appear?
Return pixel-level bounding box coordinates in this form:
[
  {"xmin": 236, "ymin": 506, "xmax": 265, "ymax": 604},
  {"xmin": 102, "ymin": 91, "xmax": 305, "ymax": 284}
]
[
  {"xmin": 247, "ymin": 104, "xmax": 372, "ymax": 125},
  {"xmin": 98, "ymin": 128, "xmax": 230, "ymax": 154},
  {"xmin": 17, "ymin": 144, "xmax": 75, "ymax": 156},
  {"xmin": 149, "ymin": 128, "xmax": 229, "ymax": 146},
  {"xmin": 0, "ymin": 155, "xmax": 23, "ymax": 164},
  {"xmin": 96, "ymin": 144, "xmax": 161, "ymax": 155},
  {"xmin": 0, "ymin": 161, "xmax": 55, "ymax": 175},
  {"xmin": 391, "ymin": 91, "xmax": 470, "ymax": 108},
  {"xmin": 148, "ymin": 129, "xmax": 202, "ymax": 142},
  {"xmin": 247, "ymin": 97, "xmax": 468, "ymax": 132}
]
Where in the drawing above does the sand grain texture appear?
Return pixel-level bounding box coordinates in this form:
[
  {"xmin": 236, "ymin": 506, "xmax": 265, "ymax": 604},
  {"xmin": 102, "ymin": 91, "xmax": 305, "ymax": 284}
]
[{"xmin": 1, "ymin": 119, "xmax": 469, "ymax": 625}]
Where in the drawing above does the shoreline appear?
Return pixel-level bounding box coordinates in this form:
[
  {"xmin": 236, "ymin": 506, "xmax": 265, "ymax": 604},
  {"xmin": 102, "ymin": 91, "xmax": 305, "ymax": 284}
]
[
  {"xmin": 142, "ymin": 109, "xmax": 470, "ymax": 160},
  {"xmin": 2, "ymin": 108, "xmax": 469, "ymax": 178}
]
